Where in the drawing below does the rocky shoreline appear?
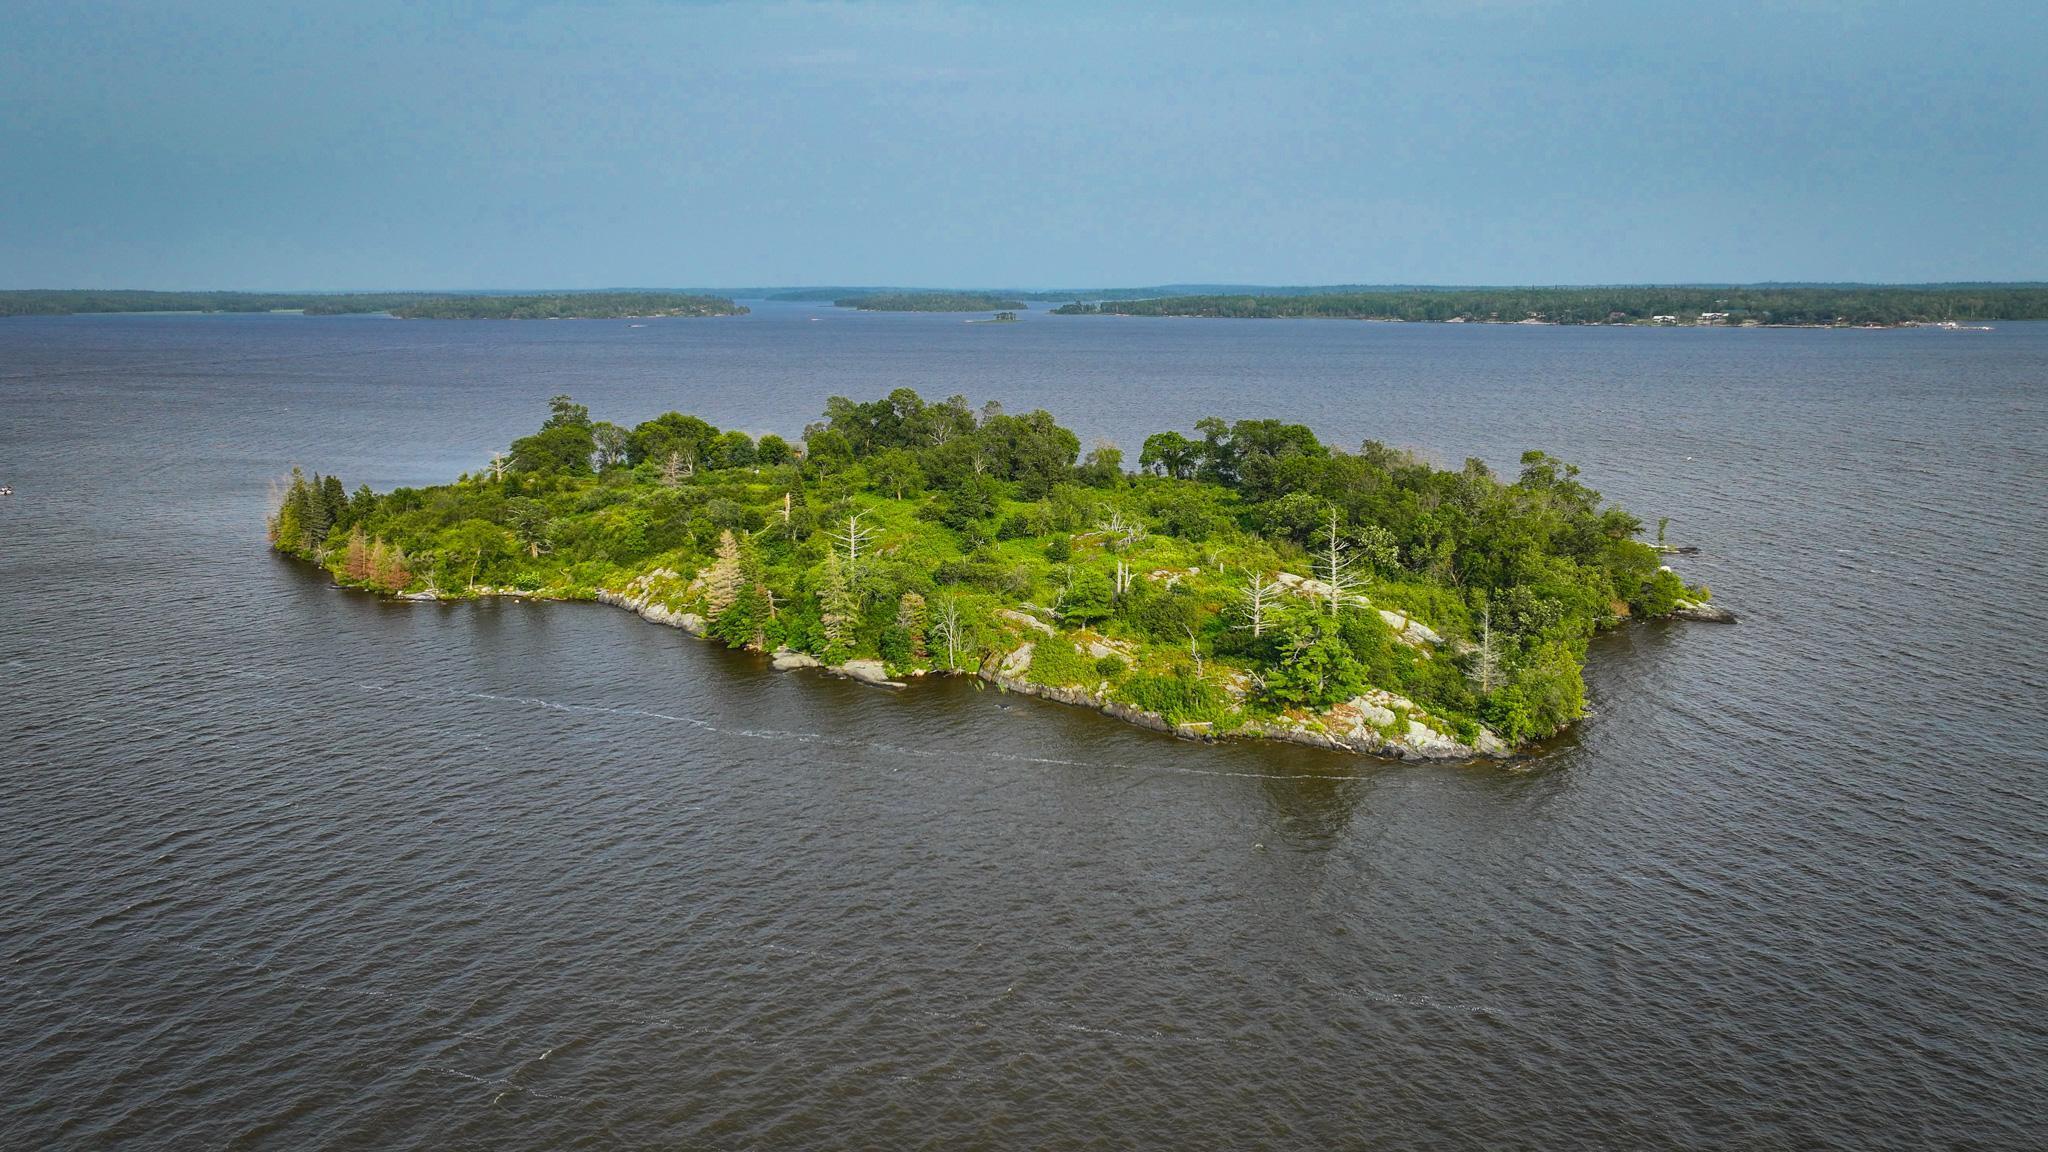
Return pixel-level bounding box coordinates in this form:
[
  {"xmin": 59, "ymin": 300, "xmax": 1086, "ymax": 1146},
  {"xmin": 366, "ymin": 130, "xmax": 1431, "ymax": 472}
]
[
  {"xmin": 366, "ymin": 565, "xmax": 1730, "ymax": 764},
  {"xmin": 594, "ymin": 571, "xmax": 1557, "ymax": 763}
]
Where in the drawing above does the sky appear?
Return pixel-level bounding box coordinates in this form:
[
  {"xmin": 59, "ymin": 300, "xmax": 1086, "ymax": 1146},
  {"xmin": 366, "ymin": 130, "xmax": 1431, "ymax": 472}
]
[{"xmin": 2, "ymin": 0, "xmax": 2042, "ymax": 289}]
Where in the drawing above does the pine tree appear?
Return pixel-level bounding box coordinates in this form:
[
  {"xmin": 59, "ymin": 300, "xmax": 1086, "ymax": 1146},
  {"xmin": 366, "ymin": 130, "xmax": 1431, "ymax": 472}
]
[
  {"xmin": 303, "ymin": 473, "xmax": 333, "ymax": 548},
  {"xmin": 319, "ymin": 474, "xmax": 348, "ymax": 530},
  {"xmin": 274, "ymin": 467, "xmax": 315, "ymax": 555}
]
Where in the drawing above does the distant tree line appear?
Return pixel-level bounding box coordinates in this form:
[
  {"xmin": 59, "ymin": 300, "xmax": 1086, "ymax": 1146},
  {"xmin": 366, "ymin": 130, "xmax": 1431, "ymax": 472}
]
[
  {"xmin": 0, "ymin": 290, "xmax": 745, "ymax": 319},
  {"xmin": 1051, "ymin": 285, "xmax": 2048, "ymax": 325}
]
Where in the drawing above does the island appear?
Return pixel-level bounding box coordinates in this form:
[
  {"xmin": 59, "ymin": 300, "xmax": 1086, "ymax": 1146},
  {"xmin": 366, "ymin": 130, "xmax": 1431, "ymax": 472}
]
[
  {"xmin": 270, "ymin": 390, "xmax": 1726, "ymax": 760},
  {"xmin": 835, "ymin": 293, "xmax": 1029, "ymax": 312},
  {"xmin": 0, "ymin": 290, "xmax": 746, "ymax": 320},
  {"xmin": 1050, "ymin": 285, "xmax": 2048, "ymax": 326}
]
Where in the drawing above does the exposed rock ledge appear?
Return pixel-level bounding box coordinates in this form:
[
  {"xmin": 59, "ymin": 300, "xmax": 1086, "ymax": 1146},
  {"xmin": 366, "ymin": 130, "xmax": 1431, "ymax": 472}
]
[
  {"xmin": 1671, "ymin": 598, "xmax": 1737, "ymax": 623},
  {"xmin": 982, "ymin": 634, "xmax": 1507, "ymax": 762}
]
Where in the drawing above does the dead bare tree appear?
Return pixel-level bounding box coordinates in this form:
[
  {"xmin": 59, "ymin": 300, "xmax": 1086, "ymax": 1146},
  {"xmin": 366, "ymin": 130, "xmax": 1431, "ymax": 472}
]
[
  {"xmin": 1095, "ymin": 507, "xmax": 1147, "ymax": 551},
  {"xmin": 828, "ymin": 511, "xmax": 877, "ymax": 567},
  {"xmin": 930, "ymin": 595, "xmax": 964, "ymax": 670},
  {"xmin": 660, "ymin": 449, "xmax": 695, "ymax": 487},
  {"xmin": 1469, "ymin": 601, "xmax": 1503, "ymax": 695},
  {"xmin": 488, "ymin": 451, "xmax": 510, "ymax": 481},
  {"xmin": 1183, "ymin": 624, "xmax": 1205, "ymax": 678},
  {"xmin": 1237, "ymin": 571, "xmax": 1278, "ymax": 637},
  {"xmin": 1317, "ymin": 506, "xmax": 1361, "ymax": 616}
]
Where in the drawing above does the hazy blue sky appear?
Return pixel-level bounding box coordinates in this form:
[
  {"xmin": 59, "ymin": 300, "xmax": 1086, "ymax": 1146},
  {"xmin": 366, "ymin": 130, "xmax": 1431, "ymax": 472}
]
[{"xmin": 3, "ymin": 1, "xmax": 2041, "ymax": 289}]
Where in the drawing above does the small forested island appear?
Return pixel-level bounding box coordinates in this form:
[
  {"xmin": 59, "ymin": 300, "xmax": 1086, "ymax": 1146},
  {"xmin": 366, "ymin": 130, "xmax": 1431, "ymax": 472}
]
[
  {"xmin": 835, "ymin": 293, "xmax": 1029, "ymax": 312},
  {"xmin": 270, "ymin": 391, "xmax": 1727, "ymax": 760},
  {"xmin": 0, "ymin": 290, "xmax": 745, "ymax": 320},
  {"xmin": 1051, "ymin": 285, "xmax": 2048, "ymax": 326}
]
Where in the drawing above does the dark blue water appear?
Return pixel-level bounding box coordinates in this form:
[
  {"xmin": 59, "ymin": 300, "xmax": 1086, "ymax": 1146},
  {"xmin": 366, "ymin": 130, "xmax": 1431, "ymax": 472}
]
[{"xmin": 3, "ymin": 305, "xmax": 2043, "ymax": 1148}]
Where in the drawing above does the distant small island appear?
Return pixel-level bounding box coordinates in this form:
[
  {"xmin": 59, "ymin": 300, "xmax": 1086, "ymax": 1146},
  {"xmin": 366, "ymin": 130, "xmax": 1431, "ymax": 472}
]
[
  {"xmin": 0, "ymin": 290, "xmax": 745, "ymax": 320},
  {"xmin": 270, "ymin": 389, "xmax": 1728, "ymax": 761},
  {"xmin": 836, "ymin": 293, "xmax": 1029, "ymax": 312},
  {"xmin": 1052, "ymin": 285, "xmax": 2048, "ymax": 326}
]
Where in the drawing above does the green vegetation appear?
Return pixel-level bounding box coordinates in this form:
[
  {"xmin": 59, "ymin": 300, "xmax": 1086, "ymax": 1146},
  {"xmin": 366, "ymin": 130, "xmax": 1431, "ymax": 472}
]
[
  {"xmin": 271, "ymin": 389, "xmax": 1713, "ymax": 753},
  {"xmin": 835, "ymin": 293, "xmax": 1028, "ymax": 312},
  {"xmin": 1051, "ymin": 285, "xmax": 2048, "ymax": 326},
  {"xmin": 0, "ymin": 290, "xmax": 744, "ymax": 320}
]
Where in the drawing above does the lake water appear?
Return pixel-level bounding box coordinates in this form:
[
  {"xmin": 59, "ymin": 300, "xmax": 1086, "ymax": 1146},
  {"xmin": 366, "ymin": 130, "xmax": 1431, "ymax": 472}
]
[{"xmin": 3, "ymin": 304, "xmax": 2043, "ymax": 1148}]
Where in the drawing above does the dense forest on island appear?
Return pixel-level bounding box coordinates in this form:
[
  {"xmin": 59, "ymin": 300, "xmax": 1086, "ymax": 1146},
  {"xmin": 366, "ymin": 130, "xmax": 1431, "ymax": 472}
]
[
  {"xmin": 0, "ymin": 290, "xmax": 744, "ymax": 319},
  {"xmin": 272, "ymin": 390, "xmax": 1712, "ymax": 756},
  {"xmin": 1051, "ymin": 285, "xmax": 2048, "ymax": 325},
  {"xmin": 834, "ymin": 293, "xmax": 1029, "ymax": 312}
]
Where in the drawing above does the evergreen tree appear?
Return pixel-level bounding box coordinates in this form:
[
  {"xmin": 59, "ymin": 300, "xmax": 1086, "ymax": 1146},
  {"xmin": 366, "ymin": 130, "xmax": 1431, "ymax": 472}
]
[{"xmin": 319, "ymin": 474, "xmax": 348, "ymax": 530}]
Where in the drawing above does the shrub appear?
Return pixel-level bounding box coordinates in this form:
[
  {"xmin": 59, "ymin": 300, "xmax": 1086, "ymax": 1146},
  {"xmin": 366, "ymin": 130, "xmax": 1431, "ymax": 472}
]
[
  {"xmin": 1118, "ymin": 671, "xmax": 1227, "ymax": 725},
  {"xmin": 1026, "ymin": 639, "xmax": 1093, "ymax": 687},
  {"xmin": 1095, "ymin": 653, "xmax": 1127, "ymax": 678}
]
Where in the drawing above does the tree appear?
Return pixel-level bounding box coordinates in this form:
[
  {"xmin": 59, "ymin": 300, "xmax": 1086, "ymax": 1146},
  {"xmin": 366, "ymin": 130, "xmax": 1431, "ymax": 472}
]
[
  {"xmin": 897, "ymin": 591, "xmax": 929, "ymax": 660},
  {"xmin": 819, "ymin": 551, "xmax": 858, "ymax": 662},
  {"xmin": 342, "ymin": 524, "xmax": 371, "ymax": 582},
  {"xmin": 591, "ymin": 421, "xmax": 629, "ymax": 470},
  {"xmin": 1316, "ymin": 506, "xmax": 1362, "ymax": 615},
  {"xmin": 270, "ymin": 467, "xmax": 310, "ymax": 554},
  {"xmin": 511, "ymin": 396, "xmax": 596, "ymax": 475},
  {"xmin": 446, "ymin": 519, "xmax": 514, "ymax": 591},
  {"xmin": 629, "ymin": 412, "xmax": 718, "ymax": 468},
  {"xmin": 1236, "ymin": 571, "xmax": 1279, "ymax": 638},
  {"xmin": 506, "ymin": 498, "xmax": 554, "ymax": 558},
  {"xmin": 930, "ymin": 593, "xmax": 965, "ymax": 670},
  {"xmin": 1078, "ymin": 440, "xmax": 1123, "ymax": 486},
  {"xmin": 319, "ymin": 474, "xmax": 348, "ymax": 531},
  {"xmin": 708, "ymin": 429, "xmax": 756, "ymax": 470},
  {"xmin": 368, "ymin": 537, "xmax": 412, "ymax": 592},
  {"xmin": 1059, "ymin": 567, "xmax": 1114, "ymax": 626},
  {"xmin": 828, "ymin": 511, "xmax": 878, "ymax": 567},
  {"xmin": 755, "ymin": 433, "xmax": 793, "ymax": 466},
  {"xmin": 1095, "ymin": 507, "xmax": 1147, "ymax": 551},
  {"xmin": 1261, "ymin": 608, "xmax": 1362, "ymax": 710},
  {"xmin": 1468, "ymin": 599, "xmax": 1503, "ymax": 695},
  {"xmin": 1138, "ymin": 430, "xmax": 1199, "ymax": 479},
  {"xmin": 867, "ymin": 449, "xmax": 924, "ymax": 499},
  {"xmin": 704, "ymin": 529, "xmax": 745, "ymax": 615}
]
